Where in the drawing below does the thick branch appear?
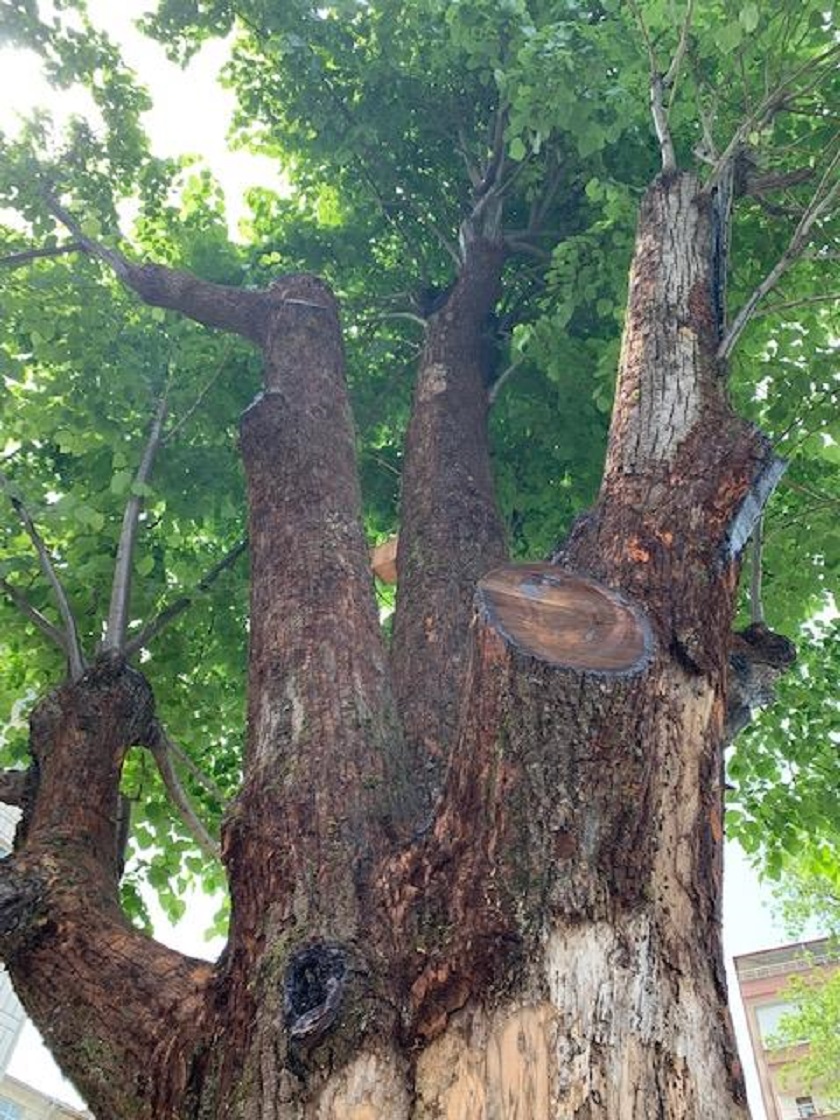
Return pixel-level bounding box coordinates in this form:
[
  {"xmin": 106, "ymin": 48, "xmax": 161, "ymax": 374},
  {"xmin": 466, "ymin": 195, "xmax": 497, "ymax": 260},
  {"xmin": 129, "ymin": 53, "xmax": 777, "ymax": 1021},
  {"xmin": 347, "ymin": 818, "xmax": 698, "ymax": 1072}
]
[
  {"xmin": 103, "ymin": 395, "xmax": 167, "ymax": 652},
  {"xmin": 0, "ymin": 473, "xmax": 85, "ymax": 680},
  {"xmin": 391, "ymin": 239, "xmax": 508, "ymax": 799},
  {"xmin": 0, "ymin": 659, "xmax": 215, "ymax": 1119},
  {"xmin": 124, "ymin": 538, "xmax": 247, "ymax": 656},
  {"xmin": 46, "ymin": 195, "xmax": 268, "ymax": 340}
]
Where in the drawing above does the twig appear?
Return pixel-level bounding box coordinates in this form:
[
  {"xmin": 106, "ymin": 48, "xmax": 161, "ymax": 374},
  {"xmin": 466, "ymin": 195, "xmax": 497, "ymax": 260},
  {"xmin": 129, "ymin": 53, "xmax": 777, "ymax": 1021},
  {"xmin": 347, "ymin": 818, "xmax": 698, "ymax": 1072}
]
[
  {"xmin": 705, "ymin": 43, "xmax": 840, "ymax": 195},
  {"xmin": 148, "ymin": 725, "xmax": 220, "ymax": 861},
  {"xmin": 627, "ymin": 0, "xmax": 677, "ymax": 172},
  {"xmin": 0, "ymin": 472, "xmax": 85, "ymax": 680},
  {"xmin": 0, "ymin": 578, "xmax": 68, "ymax": 653},
  {"xmin": 161, "ymin": 729, "xmax": 228, "ymax": 807},
  {"xmin": 749, "ymin": 516, "xmax": 765, "ymax": 624},
  {"xmin": 163, "ymin": 343, "xmax": 232, "ymax": 446},
  {"xmin": 754, "ymin": 292, "xmax": 840, "ymax": 318},
  {"xmin": 488, "ymin": 358, "xmax": 524, "ymax": 405},
  {"xmin": 103, "ymin": 395, "xmax": 168, "ymax": 652},
  {"xmin": 123, "ymin": 538, "xmax": 247, "ymax": 657},
  {"xmin": 718, "ymin": 141, "xmax": 840, "ymax": 360},
  {"xmin": 0, "ymin": 242, "xmax": 85, "ymax": 269}
]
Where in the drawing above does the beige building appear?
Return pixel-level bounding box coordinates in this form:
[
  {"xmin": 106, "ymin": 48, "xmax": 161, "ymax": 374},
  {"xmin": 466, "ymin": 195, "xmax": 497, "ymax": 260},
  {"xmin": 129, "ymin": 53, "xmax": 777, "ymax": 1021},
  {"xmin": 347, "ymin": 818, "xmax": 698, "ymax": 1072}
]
[{"xmin": 735, "ymin": 938, "xmax": 839, "ymax": 1120}]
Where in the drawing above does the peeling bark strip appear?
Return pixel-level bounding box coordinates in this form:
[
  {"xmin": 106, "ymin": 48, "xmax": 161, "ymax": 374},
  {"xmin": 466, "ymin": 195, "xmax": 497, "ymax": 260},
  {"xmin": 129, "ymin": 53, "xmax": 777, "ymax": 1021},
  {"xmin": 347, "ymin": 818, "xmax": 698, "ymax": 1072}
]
[{"xmin": 478, "ymin": 564, "xmax": 653, "ymax": 672}]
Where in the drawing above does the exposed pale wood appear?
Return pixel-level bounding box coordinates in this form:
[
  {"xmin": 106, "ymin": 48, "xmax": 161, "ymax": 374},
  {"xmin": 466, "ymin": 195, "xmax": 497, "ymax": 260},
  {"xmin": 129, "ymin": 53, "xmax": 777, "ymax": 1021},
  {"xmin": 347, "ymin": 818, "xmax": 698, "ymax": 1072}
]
[
  {"xmin": 370, "ymin": 535, "xmax": 398, "ymax": 584},
  {"xmin": 478, "ymin": 563, "xmax": 652, "ymax": 672}
]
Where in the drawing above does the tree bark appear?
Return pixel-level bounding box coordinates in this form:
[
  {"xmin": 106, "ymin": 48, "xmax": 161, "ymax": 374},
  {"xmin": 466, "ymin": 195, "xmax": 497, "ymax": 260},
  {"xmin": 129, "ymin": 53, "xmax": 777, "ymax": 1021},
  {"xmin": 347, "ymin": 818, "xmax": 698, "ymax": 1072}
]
[
  {"xmin": 391, "ymin": 237, "xmax": 509, "ymax": 804},
  {"xmin": 0, "ymin": 174, "xmax": 790, "ymax": 1118}
]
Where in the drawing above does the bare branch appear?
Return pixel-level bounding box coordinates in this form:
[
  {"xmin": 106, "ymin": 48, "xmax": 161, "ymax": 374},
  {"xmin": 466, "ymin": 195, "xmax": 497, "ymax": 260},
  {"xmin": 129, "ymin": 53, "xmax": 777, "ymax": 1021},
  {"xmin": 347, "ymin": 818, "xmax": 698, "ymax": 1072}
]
[
  {"xmin": 163, "ymin": 343, "xmax": 232, "ymax": 446},
  {"xmin": 627, "ymin": 0, "xmax": 677, "ymax": 172},
  {"xmin": 0, "ymin": 770, "xmax": 27, "ymax": 807},
  {"xmin": 0, "ymin": 242, "xmax": 84, "ymax": 269},
  {"xmin": 488, "ymin": 358, "xmax": 524, "ymax": 405},
  {"xmin": 705, "ymin": 42, "xmax": 840, "ymax": 194},
  {"xmin": 0, "ymin": 472, "xmax": 85, "ymax": 680},
  {"xmin": 0, "ymin": 577, "xmax": 68, "ymax": 653},
  {"xmin": 123, "ymin": 538, "xmax": 247, "ymax": 657},
  {"xmin": 719, "ymin": 141, "xmax": 840, "ymax": 360},
  {"xmin": 103, "ymin": 395, "xmax": 168, "ymax": 653},
  {"xmin": 43, "ymin": 194, "xmax": 132, "ymax": 281},
  {"xmin": 148, "ymin": 725, "xmax": 220, "ymax": 862},
  {"xmin": 160, "ymin": 729, "xmax": 228, "ymax": 807},
  {"xmin": 662, "ymin": 0, "xmax": 695, "ymax": 93}
]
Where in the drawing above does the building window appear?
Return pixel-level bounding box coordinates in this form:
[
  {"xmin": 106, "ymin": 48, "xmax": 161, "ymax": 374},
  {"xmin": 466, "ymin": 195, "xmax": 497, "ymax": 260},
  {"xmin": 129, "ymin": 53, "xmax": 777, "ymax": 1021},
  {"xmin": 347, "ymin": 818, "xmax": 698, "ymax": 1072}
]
[
  {"xmin": 0, "ymin": 1097, "xmax": 22, "ymax": 1120},
  {"xmin": 796, "ymin": 1098, "xmax": 817, "ymax": 1118},
  {"xmin": 755, "ymin": 1000, "xmax": 802, "ymax": 1045}
]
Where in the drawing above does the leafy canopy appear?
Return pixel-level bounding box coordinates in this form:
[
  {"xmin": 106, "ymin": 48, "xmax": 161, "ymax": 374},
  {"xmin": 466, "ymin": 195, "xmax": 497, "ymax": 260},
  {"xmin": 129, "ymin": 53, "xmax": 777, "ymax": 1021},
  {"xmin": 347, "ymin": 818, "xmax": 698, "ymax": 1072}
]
[{"xmin": 0, "ymin": 0, "xmax": 838, "ymax": 923}]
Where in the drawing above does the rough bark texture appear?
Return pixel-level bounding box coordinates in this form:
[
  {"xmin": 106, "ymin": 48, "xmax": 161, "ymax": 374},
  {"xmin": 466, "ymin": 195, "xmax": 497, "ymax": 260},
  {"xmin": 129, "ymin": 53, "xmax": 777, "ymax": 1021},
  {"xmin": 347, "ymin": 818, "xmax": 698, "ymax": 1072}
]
[
  {"xmin": 0, "ymin": 172, "xmax": 793, "ymax": 1119},
  {"xmin": 391, "ymin": 238, "xmax": 509, "ymax": 803}
]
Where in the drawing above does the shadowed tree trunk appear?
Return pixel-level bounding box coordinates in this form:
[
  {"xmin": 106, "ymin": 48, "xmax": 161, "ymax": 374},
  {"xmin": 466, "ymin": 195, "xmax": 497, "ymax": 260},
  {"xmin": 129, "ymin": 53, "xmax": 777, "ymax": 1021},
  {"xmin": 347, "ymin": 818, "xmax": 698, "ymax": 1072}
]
[{"xmin": 0, "ymin": 171, "xmax": 792, "ymax": 1118}]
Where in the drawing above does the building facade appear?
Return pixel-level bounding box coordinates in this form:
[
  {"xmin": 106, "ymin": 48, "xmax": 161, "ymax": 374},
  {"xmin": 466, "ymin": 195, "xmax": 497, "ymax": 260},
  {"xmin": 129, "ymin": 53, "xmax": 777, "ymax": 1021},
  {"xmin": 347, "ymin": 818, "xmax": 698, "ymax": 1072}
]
[{"xmin": 735, "ymin": 938, "xmax": 839, "ymax": 1120}]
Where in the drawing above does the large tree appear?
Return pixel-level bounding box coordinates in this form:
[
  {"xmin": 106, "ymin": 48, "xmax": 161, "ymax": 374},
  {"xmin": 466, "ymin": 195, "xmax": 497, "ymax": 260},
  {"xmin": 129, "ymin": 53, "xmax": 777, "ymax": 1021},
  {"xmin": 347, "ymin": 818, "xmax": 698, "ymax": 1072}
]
[{"xmin": 0, "ymin": 1, "xmax": 838, "ymax": 1116}]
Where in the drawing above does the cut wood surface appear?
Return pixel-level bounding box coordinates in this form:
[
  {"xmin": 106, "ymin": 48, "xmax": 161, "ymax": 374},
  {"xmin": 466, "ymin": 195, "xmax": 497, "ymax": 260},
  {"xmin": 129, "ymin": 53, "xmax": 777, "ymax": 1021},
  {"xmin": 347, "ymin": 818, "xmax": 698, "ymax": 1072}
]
[{"xmin": 478, "ymin": 564, "xmax": 652, "ymax": 672}]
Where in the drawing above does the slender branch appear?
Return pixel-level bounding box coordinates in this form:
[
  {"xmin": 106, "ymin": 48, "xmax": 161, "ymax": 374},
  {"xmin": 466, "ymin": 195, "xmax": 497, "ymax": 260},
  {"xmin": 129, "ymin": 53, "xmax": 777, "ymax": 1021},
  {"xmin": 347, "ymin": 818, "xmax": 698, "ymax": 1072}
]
[
  {"xmin": 161, "ymin": 729, "xmax": 227, "ymax": 807},
  {"xmin": 705, "ymin": 42, "xmax": 840, "ymax": 194},
  {"xmin": 0, "ymin": 242, "xmax": 84, "ymax": 269},
  {"xmin": 0, "ymin": 577, "xmax": 68, "ymax": 653},
  {"xmin": 123, "ymin": 538, "xmax": 247, "ymax": 657},
  {"xmin": 504, "ymin": 237, "xmax": 552, "ymax": 262},
  {"xmin": 662, "ymin": 0, "xmax": 695, "ymax": 93},
  {"xmin": 103, "ymin": 395, "xmax": 168, "ymax": 652},
  {"xmin": 0, "ymin": 473, "xmax": 85, "ymax": 680},
  {"xmin": 163, "ymin": 343, "xmax": 232, "ymax": 446},
  {"xmin": 488, "ymin": 358, "xmax": 523, "ymax": 405},
  {"xmin": 718, "ymin": 143, "xmax": 840, "ymax": 360},
  {"xmin": 749, "ymin": 516, "xmax": 765, "ymax": 625},
  {"xmin": 754, "ymin": 292, "xmax": 840, "ymax": 318},
  {"xmin": 627, "ymin": 0, "xmax": 677, "ymax": 172},
  {"xmin": 42, "ymin": 194, "xmax": 132, "ymax": 281},
  {"xmin": 148, "ymin": 725, "xmax": 220, "ymax": 862},
  {"xmin": 0, "ymin": 770, "xmax": 27, "ymax": 807}
]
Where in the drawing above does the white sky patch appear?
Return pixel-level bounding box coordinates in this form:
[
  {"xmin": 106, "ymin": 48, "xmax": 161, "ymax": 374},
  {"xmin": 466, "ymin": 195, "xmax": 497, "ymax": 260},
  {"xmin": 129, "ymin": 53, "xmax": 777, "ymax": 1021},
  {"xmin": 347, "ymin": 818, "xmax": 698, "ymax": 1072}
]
[{"xmin": 1, "ymin": 0, "xmax": 284, "ymax": 239}]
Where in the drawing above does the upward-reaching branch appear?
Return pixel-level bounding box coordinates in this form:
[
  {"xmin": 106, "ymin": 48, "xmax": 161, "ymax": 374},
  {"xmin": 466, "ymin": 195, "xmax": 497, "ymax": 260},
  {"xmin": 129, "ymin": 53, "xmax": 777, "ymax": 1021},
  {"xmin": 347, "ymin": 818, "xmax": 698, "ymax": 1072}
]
[
  {"xmin": 123, "ymin": 538, "xmax": 247, "ymax": 657},
  {"xmin": 103, "ymin": 394, "xmax": 168, "ymax": 652},
  {"xmin": 718, "ymin": 140, "xmax": 840, "ymax": 360},
  {"xmin": 0, "ymin": 472, "xmax": 85, "ymax": 680}
]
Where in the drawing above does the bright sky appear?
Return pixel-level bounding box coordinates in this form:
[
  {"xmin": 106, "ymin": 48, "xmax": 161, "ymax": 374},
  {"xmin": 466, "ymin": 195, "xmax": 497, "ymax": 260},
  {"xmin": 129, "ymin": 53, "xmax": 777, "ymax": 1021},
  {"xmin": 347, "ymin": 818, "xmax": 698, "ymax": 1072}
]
[{"xmin": 0, "ymin": 4, "xmax": 827, "ymax": 1118}]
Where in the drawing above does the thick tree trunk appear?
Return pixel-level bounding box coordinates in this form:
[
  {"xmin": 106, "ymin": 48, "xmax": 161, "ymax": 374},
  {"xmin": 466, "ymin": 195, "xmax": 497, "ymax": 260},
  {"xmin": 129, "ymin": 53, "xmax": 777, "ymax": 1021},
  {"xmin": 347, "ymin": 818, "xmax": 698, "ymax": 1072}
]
[{"xmin": 0, "ymin": 174, "xmax": 788, "ymax": 1118}]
